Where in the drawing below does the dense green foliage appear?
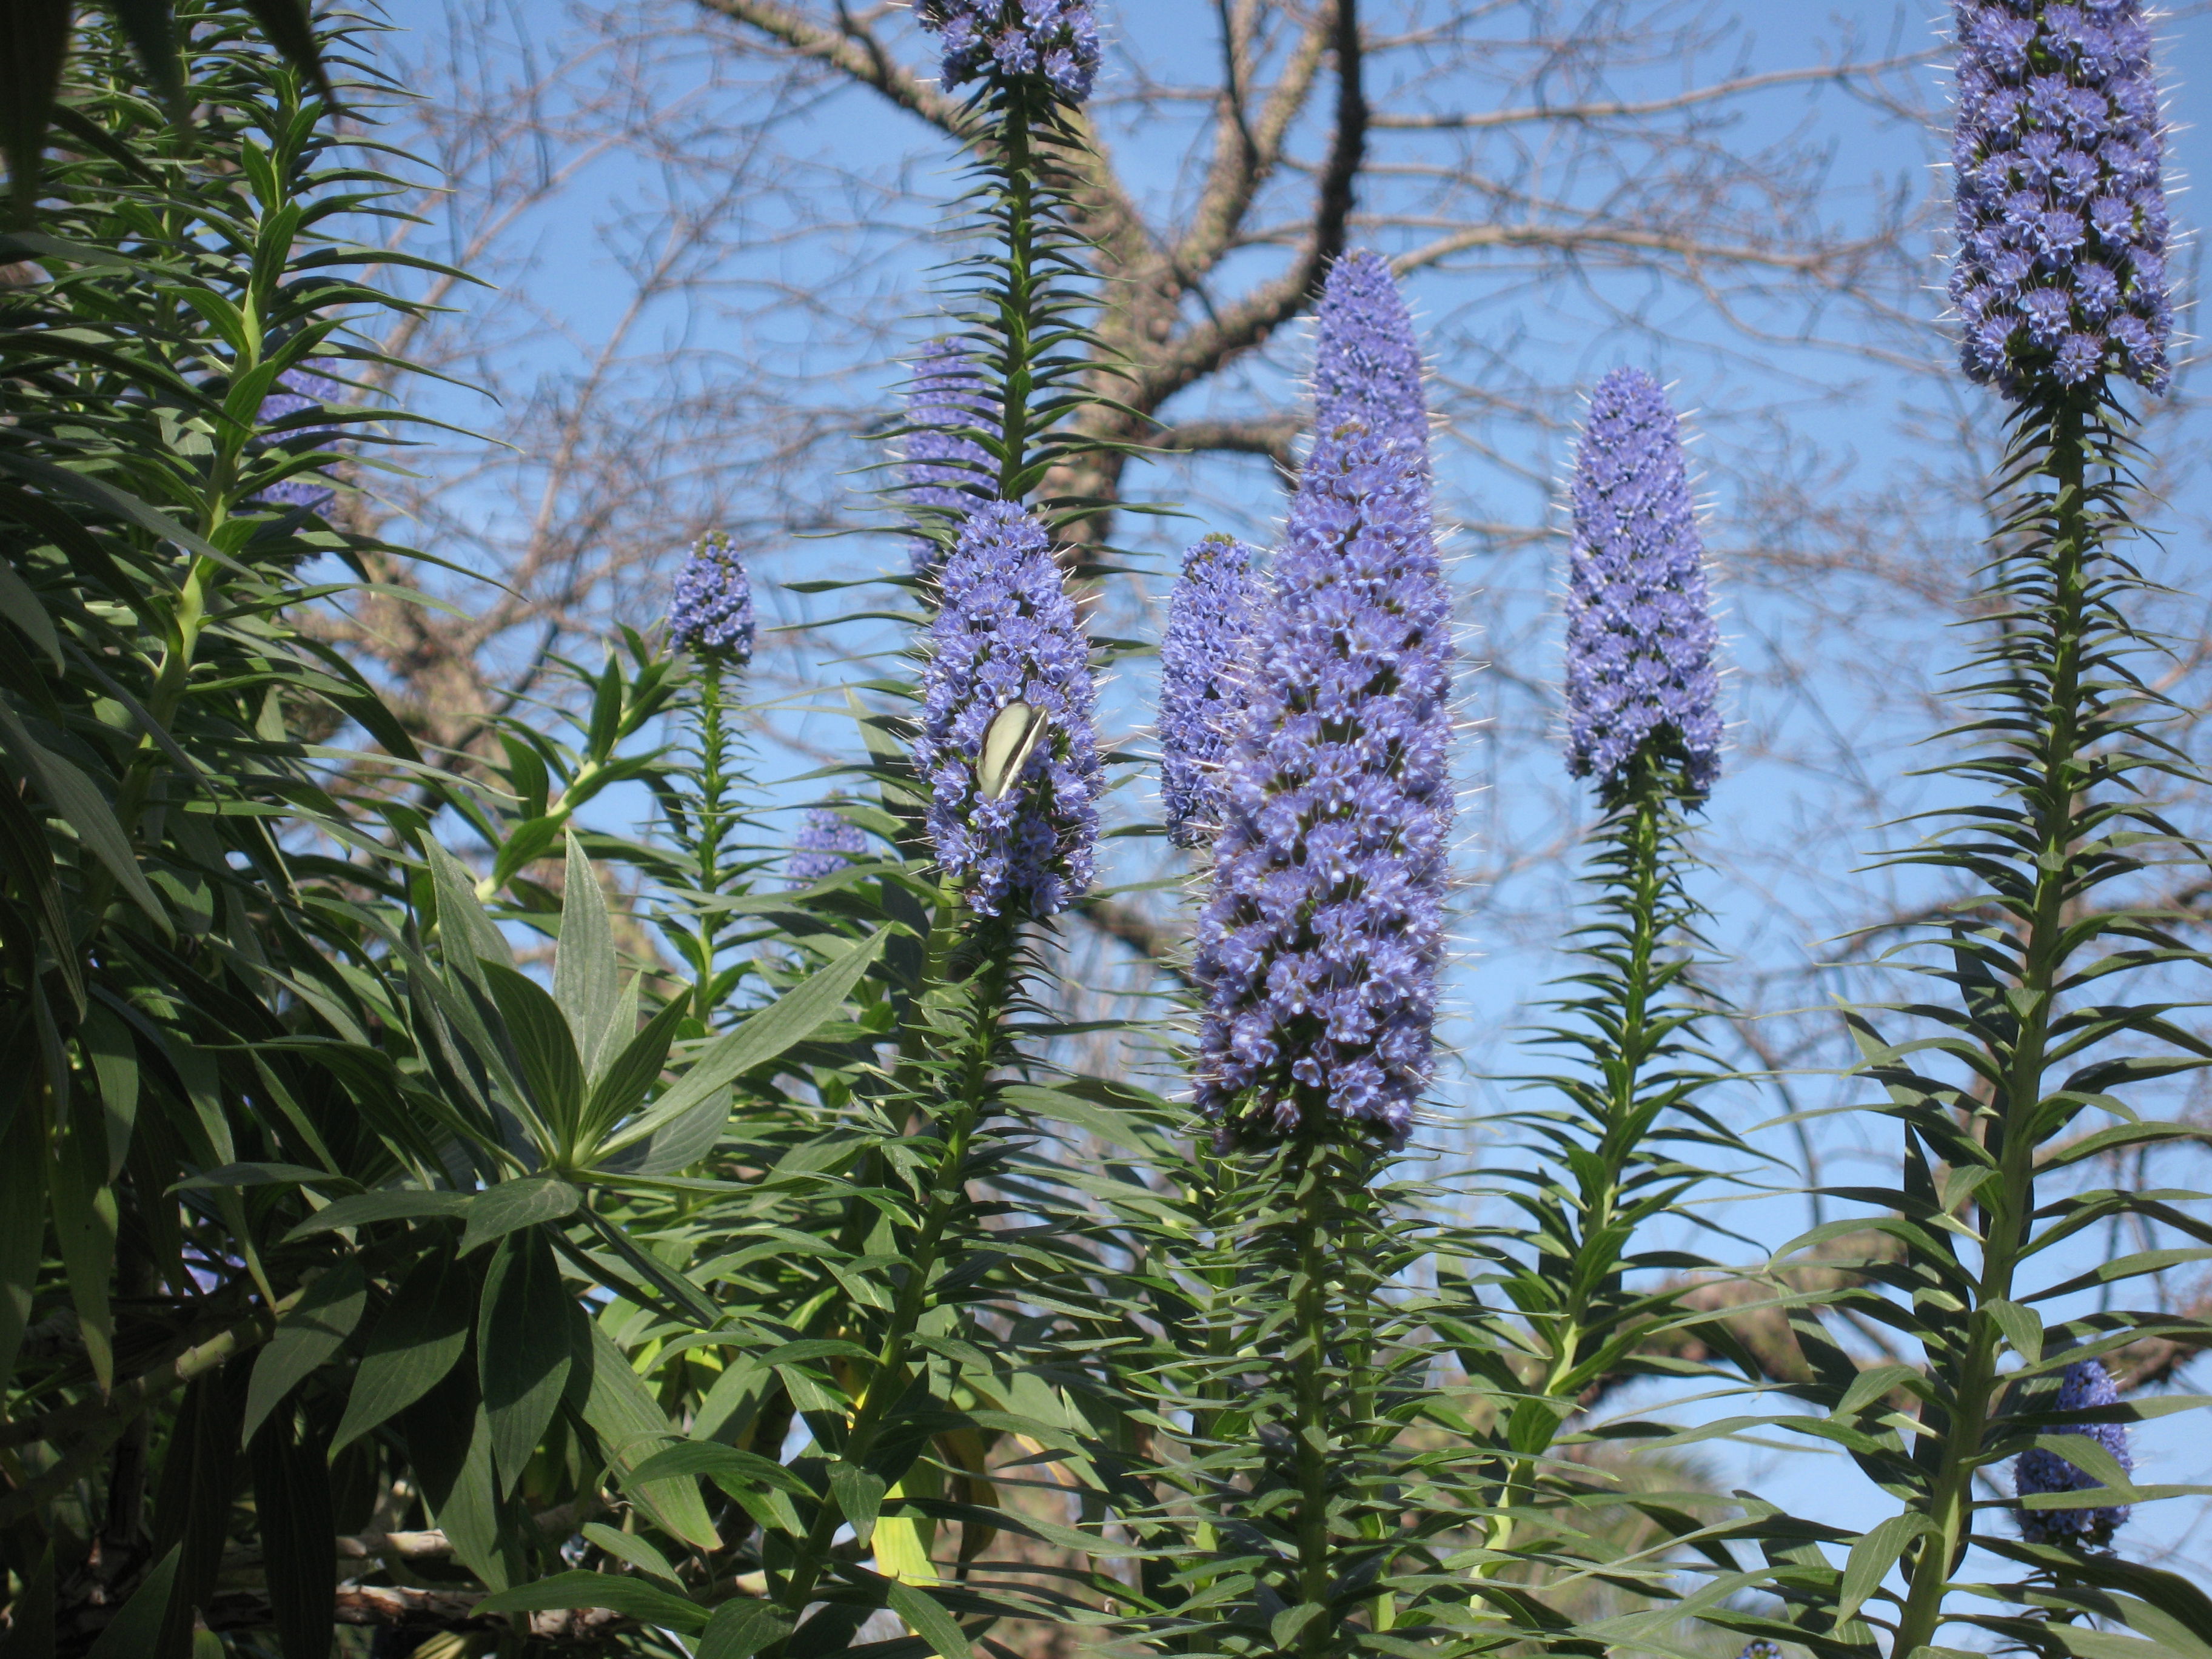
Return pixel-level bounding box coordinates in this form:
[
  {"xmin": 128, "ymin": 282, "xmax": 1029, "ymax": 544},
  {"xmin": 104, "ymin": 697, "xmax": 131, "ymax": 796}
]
[{"xmin": 1, "ymin": 6, "xmax": 2206, "ymax": 1659}]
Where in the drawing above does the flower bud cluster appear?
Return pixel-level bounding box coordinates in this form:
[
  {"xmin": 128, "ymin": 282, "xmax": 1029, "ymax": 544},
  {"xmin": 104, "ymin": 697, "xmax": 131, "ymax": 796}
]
[
  {"xmin": 1159, "ymin": 535, "xmax": 1264, "ymax": 850},
  {"xmin": 1564, "ymin": 368, "xmax": 1722, "ymax": 797},
  {"xmin": 917, "ymin": 499, "xmax": 1101, "ymax": 917},
  {"xmin": 2016, "ymin": 1357, "xmax": 2133, "ymax": 1547},
  {"xmin": 917, "ymin": 0, "xmax": 1101, "ymax": 104},
  {"xmin": 900, "ymin": 337, "xmax": 998, "ymax": 575},
  {"xmin": 1950, "ymin": 0, "xmax": 2170, "ymax": 394},
  {"xmin": 1193, "ymin": 255, "xmax": 1452, "ymax": 1145},
  {"xmin": 788, "ymin": 806, "xmax": 869, "ymax": 886},
  {"xmin": 667, "ymin": 531, "xmax": 756, "ymax": 665}
]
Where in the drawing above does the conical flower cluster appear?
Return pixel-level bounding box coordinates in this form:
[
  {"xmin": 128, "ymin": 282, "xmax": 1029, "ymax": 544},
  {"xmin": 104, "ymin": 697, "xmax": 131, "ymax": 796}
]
[
  {"xmin": 2016, "ymin": 1357, "xmax": 2133, "ymax": 1547},
  {"xmin": 899, "ymin": 337, "xmax": 998, "ymax": 575},
  {"xmin": 1949, "ymin": 0, "xmax": 2170, "ymax": 395},
  {"xmin": 917, "ymin": 499, "xmax": 1101, "ymax": 917},
  {"xmin": 1563, "ymin": 368, "xmax": 1721, "ymax": 797},
  {"xmin": 1192, "ymin": 253, "xmax": 1453, "ymax": 1145},
  {"xmin": 917, "ymin": 0, "xmax": 1101, "ymax": 104},
  {"xmin": 1158, "ymin": 535, "xmax": 1264, "ymax": 850},
  {"xmin": 788, "ymin": 806, "xmax": 868, "ymax": 886},
  {"xmin": 668, "ymin": 531, "xmax": 756, "ymax": 666}
]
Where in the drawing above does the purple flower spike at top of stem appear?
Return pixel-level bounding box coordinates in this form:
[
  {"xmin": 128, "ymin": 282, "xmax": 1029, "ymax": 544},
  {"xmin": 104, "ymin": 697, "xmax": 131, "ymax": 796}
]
[
  {"xmin": 918, "ymin": 0, "xmax": 1101, "ymax": 104},
  {"xmin": 1159, "ymin": 535, "xmax": 1265, "ymax": 850},
  {"xmin": 1564, "ymin": 368, "xmax": 1722, "ymax": 798},
  {"xmin": 917, "ymin": 499, "xmax": 1101, "ymax": 917},
  {"xmin": 900, "ymin": 337, "xmax": 998, "ymax": 575},
  {"xmin": 668, "ymin": 531, "xmax": 756, "ymax": 666},
  {"xmin": 788, "ymin": 805, "xmax": 869, "ymax": 887},
  {"xmin": 1193, "ymin": 254, "xmax": 1453, "ymax": 1147},
  {"xmin": 1950, "ymin": 0, "xmax": 2171, "ymax": 395},
  {"xmin": 2016, "ymin": 1357, "xmax": 2133, "ymax": 1547},
  {"xmin": 1312, "ymin": 250, "xmax": 1428, "ymax": 460},
  {"xmin": 255, "ymin": 361, "xmax": 343, "ymax": 514}
]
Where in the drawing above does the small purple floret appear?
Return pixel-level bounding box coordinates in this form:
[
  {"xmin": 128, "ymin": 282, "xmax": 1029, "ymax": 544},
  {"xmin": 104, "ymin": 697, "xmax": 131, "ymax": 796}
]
[
  {"xmin": 668, "ymin": 531, "xmax": 756, "ymax": 665},
  {"xmin": 788, "ymin": 805, "xmax": 870, "ymax": 886},
  {"xmin": 916, "ymin": 500, "xmax": 1101, "ymax": 917},
  {"xmin": 1159, "ymin": 535, "xmax": 1265, "ymax": 850},
  {"xmin": 1949, "ymin": 0, "xmax": 2171, "ymax": 395},
  {"xmin": 2016, "ymin": 1357, "xmax": 2133, "ymax": 1547},
  {"xmin": 1564, "ymin": 368, "xmax": 1723, "ymax": 797},
  {"xmin": 899, "ymin": 337, "xmax": 998, "ymax": 576},
  {"xmin": 917, "ymin": 0, "xmax": 1101, "ymax": 104},
  {"xmin": 1192, "ymin": 253, "xmax": 1453, "ymax": 1146}
]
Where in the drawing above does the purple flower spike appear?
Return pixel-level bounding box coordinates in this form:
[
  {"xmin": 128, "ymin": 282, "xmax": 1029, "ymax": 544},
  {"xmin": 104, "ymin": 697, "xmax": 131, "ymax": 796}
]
[
  {"xmin": 1949, "ymin": 0, "xmax": 2170, "ymax": 395},
  {"xmin": 668, "ymin": 531, "xmax": 756, "ymax": 666},
  {"xmin": 1192, "ymin": 253, "xmax": 1453, "ymax": 1147},
  {"xmin": 255, "ymin": 361, "xmax": 344, "ymax": 514},
  {"xmin": 1159, "ymin": 535, "xmax": 1265, "ymax": 850},
  {"xmin": 916, "ymin": 499, "xmax": 1101, "ymax": 917},
  {"xmin": 900, "ymin": 337, "xmax": 999, "ymax": 576},
  {"xmin": 1564, "ymin": 368, "xmax": 1723, "ymax": 797},
  {"xmin": 788, "ymin": 805, "xmax": 870, "ymax": 887},
  {"xmin": 917, "ymin": 0, "xmax": 1101, "ymax": 104},
  {"xmin": 2016, "ymin": 1357, "xmax": 2134, "ymax": 1548}
]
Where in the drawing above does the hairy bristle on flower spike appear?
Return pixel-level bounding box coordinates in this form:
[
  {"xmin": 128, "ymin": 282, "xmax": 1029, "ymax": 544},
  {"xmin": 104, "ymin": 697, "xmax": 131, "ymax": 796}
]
[
  {"xmin": 1159, "ymin": 535, "xmax": 1265, "ymax": 850},
  {"xmin": 1192, "ymin": 253, "xmax": 1453, "ymax": 1147},
  {"xmin": 899, "ymin": 337, "xmax": 999, "ymax": 575},
  {"xmin": 788, "ymin": 805, "xmax": 869, "ymax": 887},
  {"xmin": 1564, "ymin": 367, "xmax": 1723, "ymax": 799},
  {"xmin": 1949, "ymin": 0, "xmax": 2170, "ymax": 395},
  {"xmin": 668, "ymin": 531, "xmax": 757, "ymax": 666},
  {"xmin": 2016, "ymin": 1357, "xmax": 2134, "ymax": 1547},
  {"xmin": 916, "ymin": 499, "xmax": 1101, "ymax": 917},
  {"xmin": 255, "ymin": 360, "xmax": 343, "ymax": 514},
  {"xmin": 917, "ymin": 0, "xmax": 1101, "ymax": 104}
]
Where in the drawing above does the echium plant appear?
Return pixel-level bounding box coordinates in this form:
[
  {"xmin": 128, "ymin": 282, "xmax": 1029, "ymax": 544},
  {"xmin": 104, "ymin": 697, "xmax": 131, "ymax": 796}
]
[
  {"xmin": 896, "ymin": 336, "xmax": 997, "ymax": 574},
  {"xmin": 1156, "ymin": 250, "xmax": 1461, "ymax": 1658},
  {"xmin": 1158, "ymin": 532, "xmax": 1264, "ymax": 849},
  {"xmin": 1449, "ymin": 366, "xmax": 1741, "ymax": 1643},
  {"xmin": 1730, "ymin": 2, "xmax": 2212, "ymax": 1652}
]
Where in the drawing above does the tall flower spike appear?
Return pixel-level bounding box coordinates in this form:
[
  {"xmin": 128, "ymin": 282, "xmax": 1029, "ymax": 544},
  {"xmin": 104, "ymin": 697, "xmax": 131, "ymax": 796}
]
[
  {"xmin": 2016, "ymin": 1357, "xmax": 2133, "ymax": 1547},
  {"xmin": 1949, "ymin": 0, "xmax": 2170, "ymax": 395},
  {"xmin": 668, "ymin": 531, "xmax": 756, "ymax": 666},
  {"xmin": 1192, "ymin": 254, "xmax": 1453, "ymax": 1145},
  {"xmin": 1159, "ymin": 535, "xmax": 1265, "ymax": 850},
  {"xmin": 255, "ymin": 360, "xmax": 343, "ymax": 514},
  {"xmin": 917, "ymin": 499, "xmax": 1101, "ymax": 917},
  {"xmin": 788, "ymin": 805, "xmax": 869, "ymax": 887},
  {"xmin": 918, "ymin": 0, "xmax": 1101, "ymax": 104},
  {"xmin": 899, "ymin": 337, "xmax": 998, "ymax": 576},
  {"xmin": 1564, "ymin": 368, "xmax": 1723, "ymax": 798}
]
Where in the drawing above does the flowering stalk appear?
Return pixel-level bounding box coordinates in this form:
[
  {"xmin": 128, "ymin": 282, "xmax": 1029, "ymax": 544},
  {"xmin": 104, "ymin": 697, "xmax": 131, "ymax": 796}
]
[
  {"xmin": 897, "ymin": 338, "xmax": 997, "ymax": 575},
  {"xmin": 787, "ymin": 804, "xmax": 868, "ymax": 888},
  {"xmin": 1817, "ymin": 4, "xmax": 2193, "ymax": 1648},
  {"xmin": 2014, "ymin": 1357, "xmax": 2133, "ymax": 1547},
  {"xmin": 663, "ymin": 531, "xmax": 758, "ymax": 1027},
  {"xmin": 1188, "ymin": 252, "xmax": 1452, "ymax": 1657},
  {"xmin": 1461, "ymin": 369, "xmax": 1730, "ymax": 1636}
]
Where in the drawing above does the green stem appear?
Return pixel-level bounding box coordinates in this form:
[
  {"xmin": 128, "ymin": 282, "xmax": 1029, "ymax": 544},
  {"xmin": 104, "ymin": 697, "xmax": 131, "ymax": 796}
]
[
  {"xmin": 767, "ymin": 916, "xmax": 1016, "ymax": 1637},
  {"xmin": 1891, "ymin": 400, "xmax": 2089, "ymax": 1657},
  {"xmin": 691, "ymin": 663, "xmax": 735, "ymax": 1025},
  {"xmin": 994, "ymin": 85, "xmax": 1041, "ymax": 497},
  {"xmin": 1289, "ymin": 1142, "xmax": 1338, "ymax": 1659}
]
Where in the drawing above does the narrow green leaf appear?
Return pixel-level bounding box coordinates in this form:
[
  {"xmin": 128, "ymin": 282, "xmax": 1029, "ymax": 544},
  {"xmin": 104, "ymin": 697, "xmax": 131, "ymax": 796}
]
[
  {"xmin": 49, "ymin": 1121, "xmax": 116, "ymax": 1391},
  {"xmin": 887, "ymin": 1582, "xmax": 973, "ymax": 1659},
  {"xmin": 84, "ymin": 1545, "xmax": 180, "ymax": 1659},
  {"xmin": 555, "ymin": 835, "xmax": 618, "ymax": 1074},
  {"xmin": 1838, "ymin": 1512, "xmax": 1931, "ymax": 1622},
  {"xmin": 598, "ymin": 927, "xmax": 888, "ymax": 1158},
  {"xmin": 459, "ymin": 1175, "xmax": 580, "ymax": 1257},
  {"xmin": 333, "ymin": 1251, "xmax": 472, "ymax": 1450},
  {"xmin": 241, "ymin": 1259, "xmax": 366, "ymax": 1446},
  {"xmin": 699, "ymin": 1599, "xmax": 793, "ymax": 1659},
  {"xmin": 1988, "ymin": 1298, "xmax": 2043, "ymax": 1366},
  {"xmin": 247, "ymin": 1413, "xmax": 335, "ymax": 1659},
  {"xmin": 571, "ymin": 1318, "xmax": 722, "ymax": 1549},
  {"xmin": 478, "ymin": 1229, "xmax": 571, "ymax": 1495},
  {"xmin": 0, "ymin": 706, "xmax": 166, "ymax": 928},
  {"xmin": 481, "ymin": 963, "xmax": 585, "ymax": 1148},
  {"xmin": 831, "ymin": 1461, "xmax": 887, "ymax": 1547},
  {"xmin": 283, "ymin": 1188, "xmax": 467, "ymax": 1242},
  {"xmin": 0, "ymin": 1105, "xmax": 43, "ymax": 1391},
  {"xmin": 0, "ymin": 555, "xmax": 61, "ymax": 668}
]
